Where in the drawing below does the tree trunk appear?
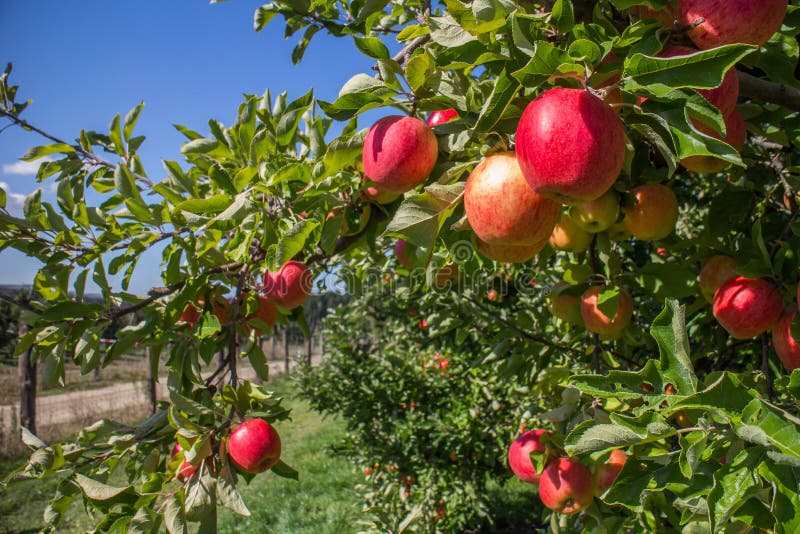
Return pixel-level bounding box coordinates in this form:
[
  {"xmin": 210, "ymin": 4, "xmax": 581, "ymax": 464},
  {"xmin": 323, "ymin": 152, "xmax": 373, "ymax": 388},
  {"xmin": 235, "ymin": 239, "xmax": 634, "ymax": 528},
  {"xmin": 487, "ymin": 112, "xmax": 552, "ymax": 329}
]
[
  {"xmin": 17, "ymin": 321, "xmax": 36, "ymax": 435},
  {"xmin": 146, "ymin": 346, "xmax": 157, "ymax": 414},
  {"xmin": 283, "ymin": 328, "xmax": 289, "ymax": 374}
]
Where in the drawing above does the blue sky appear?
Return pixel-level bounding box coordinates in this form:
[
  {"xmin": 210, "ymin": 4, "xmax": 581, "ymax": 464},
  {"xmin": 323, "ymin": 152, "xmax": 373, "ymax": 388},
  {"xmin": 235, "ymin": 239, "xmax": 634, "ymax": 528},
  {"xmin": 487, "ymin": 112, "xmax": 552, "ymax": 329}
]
[{"xmin": 0, "ymin": 1, "xmax": 377, "ymax": 294}]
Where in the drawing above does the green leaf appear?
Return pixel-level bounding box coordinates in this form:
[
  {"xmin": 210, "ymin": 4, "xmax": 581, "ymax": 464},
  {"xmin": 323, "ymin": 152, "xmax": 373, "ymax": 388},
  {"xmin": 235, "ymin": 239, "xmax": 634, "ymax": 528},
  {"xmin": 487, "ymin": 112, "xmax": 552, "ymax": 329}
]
[
  {"xmin": 474, "ymin": 68, "xmax": 519, "ymax": 133},
  {"xmin": 73, "ymin": 474, "xmax": 135, "ymax": 505},
  {"xmin": 21, "ymin": 143, "xmax": 75, "ymax": 161},
  {"xmin": 217, "ymin": 464, "xmax": 250, "ymax": 516},
  {"xmin": 275, "ymin": 219, "xmax": 319, "ymax": 266},
  {"xmin": 429, "ymin": 14, "xmax": 478, "ymax": 48},
  {"xmin": 564, "ymin": 420, "xmax": 673, "ymax": 455},
  {"xmin": 180, "ymin": 138, "xmax": 220, "ymax": 154},
  {"xmin": 405, "ymin": 51, "xmax": 436, "ymax": 95},
  {"xmin": 604, "ymin": 459, "xmax": 685, "ymax": 511},
  {"xmin": 123, "ymin": 101, "xmax": 145, "ymax": 141},
  {"xmin": 678, "ymin": 431, "xmax": 706, "ymax": 479},
  {"xmin": 758, "ymin": 460, "xmax": 800, "ymax": 534},
  {"xmin": 270, "ymin": 459, "xmax": 299, "ymax": 480},
  {"xmin": 707, "ymin": 455, "xmax": 763, "ymax": 532},
  {"xmin": 164, "ymin": 494, "xmax": 187, "ymax": 534},
  {"xmin": 354, "ymin": 36, "xmax": 390, "ymax": 60},
  {"xmin": 109, "ymin": 113, "xmax": 124, "ymax": 156},
  {"xmin": 650, "ymin": 299, "xmax": 697, "ymax": 394},
  {"xmin": 512, "ymin": 41, "xmax": 564, "ymax": 88},
  {"xmin": 550, "ymin": 0, "xmax": 575, "ymax": 33},
  {"xmin": 385, "ymin": 183, "xmax": 465, "ymax": 250},
  {"xmin": 0, "ymin": 185, "xmax": 5, "ymax": 209},
  {"xmin": 175, "ymin": 194, "xmax": 232, "ymax": 216}
]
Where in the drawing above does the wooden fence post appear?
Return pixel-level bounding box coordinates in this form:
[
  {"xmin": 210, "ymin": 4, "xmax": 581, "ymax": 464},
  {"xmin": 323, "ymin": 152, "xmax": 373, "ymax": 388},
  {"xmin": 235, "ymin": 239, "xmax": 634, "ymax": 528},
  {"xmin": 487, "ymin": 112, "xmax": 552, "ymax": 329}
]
[{"xmin": 17, "ymin": 320, "xmax": 36, "ymax": 435}]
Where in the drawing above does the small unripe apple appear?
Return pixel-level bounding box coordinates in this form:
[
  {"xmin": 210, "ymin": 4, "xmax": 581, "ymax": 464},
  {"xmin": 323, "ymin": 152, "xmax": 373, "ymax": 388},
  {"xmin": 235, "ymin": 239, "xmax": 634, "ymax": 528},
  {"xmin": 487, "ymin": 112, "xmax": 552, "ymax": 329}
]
[
  {"xmin": 698, "ymin": 255, "xmax": 737, "ymax": 303},
  {"xmin": 771, "ymin": 308, "xmax": 800, "ymax": 371},
  {"xmin": 607, "ymin": 221, "xmax": 630, "ymax": 242},
  {"xmin": 516, "ymin": 88, "xmax": 626, "ymax": 202},
  {"xmin": 475, "ymin": 237, "xmax": 547, "ymax": 263},
  {"xmin": 465, "ymin": 152, "xmax": 561, "ymax": 247},
  {"xmin": 681, "ymin": 111, "xmax": 746, "ymax": 174},
  {"xmin": 594, "ymin": 449, "xmax": 628, "ymax": 496},
  {"xmin": 549, "ymin": 214, "xmax": 593, "ymax": 253},
  {"xmin": 227, "ymin": 418, "xmax": 282, "ymax": 474},
  {"xmin": 507, "ymin": 429, "xmax": 553, "ymax": 484},
  {"xmin": 622, "ymin": 184, "xmax": 679, "ymax": 241},
  {"xmin": 580, "ymin": 286, "xmax": 633, "ymax": 340},
  {"xmin": 679, "ymin": 0, "xmax": 787, "ymax": 49},
  {"xmin": 713, "ymin": 276, "xmax": 783, "ymax": 339},
  {"xmin": 426, "ymin": 109, "xmax": 458, "ymax": 127},
  {"xmin": 246, "ymin": 296, "xmax": 278, "ymax": 336},
  {"xmin": 570, "ymin": 190, "xmax": 620, "ymax": 233},
  {"xmin": 362, "ymin": 116, "xmax": 438, "ymax": 194},
  {"xmin": 539, "ymin": 458, "xmax": 595, "ymax": 515},
  {"xmin": 548, "ymin": 282, "xmax": 584, "ymax": 324},
  {"xmin": 264, "ymin": 260, "xmax": 313, "ymax": 309}
]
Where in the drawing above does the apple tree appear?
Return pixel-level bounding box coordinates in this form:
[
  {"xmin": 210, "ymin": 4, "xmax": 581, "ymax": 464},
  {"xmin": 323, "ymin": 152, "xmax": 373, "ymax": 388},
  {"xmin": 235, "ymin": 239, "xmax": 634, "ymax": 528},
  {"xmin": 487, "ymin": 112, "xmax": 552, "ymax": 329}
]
[{"xmin": 2, "ymin": 0, "xmax": 800, "ymax": 532}]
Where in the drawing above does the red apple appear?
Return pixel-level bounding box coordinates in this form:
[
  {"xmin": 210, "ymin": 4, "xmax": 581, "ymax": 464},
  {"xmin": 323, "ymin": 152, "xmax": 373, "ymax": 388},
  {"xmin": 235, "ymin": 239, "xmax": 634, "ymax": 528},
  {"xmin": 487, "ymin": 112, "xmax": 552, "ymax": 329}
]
[
  {"xmin": 487, "ymin": 289, "xmax": 499, "ymax": 302},
  {"xmin": 465, "ymin": 152, "xmax": 561, "ymax": 247},
  {"xmin": 698, "ymin": 255, "xmax": 737, "ymax": 303},
  {"xmin": 516, "ymin": 88, "xmax": 626, "ymax": 202},
  {"xmin": 227, "ymin": 418, "xmax": 282, "ymax": 474},
  {"xmin": 426, "ymin": 109, "xmax": 458, "ymax": 127},
  {"xmin": 658, "ymin": 46, "xmax": 739, "ymax": 116},
  {"xmin": 622, "ymin": 184, "xmax": 679, "ymax": 241},
  {"xmin": 539, "ymin": 458, "xmax": 595, "ymax": 515},
  {"xmin": 507, "ymin": 429, "xmax": 553, "ymax": 484},
  {"xmin": 179, "ymin": 302, "xmax": 201, "ymax": 328},
  {"xmin": 679, "ymin": 0, "xmax": 787, "ymax": 49},
  {"xmin": 395, "ymin": 239, "xmax": 415, "ymax": 269},
  {"xmin": 211, "ymin": 296, "xmax": 232, "ymax": 325},
  {"xmin": 362, "ymin": 116, "xmax": 438, "ymax": 194},
  {"xmin": 549, "ymin": 214, "xmax": 593, "ymax": 253},
  {"xmin": 594, "ymin": 449, "xmax": 628, "ymax": 496},
  {"xmin": 772, "ymin": 308, "xmax": 800, "ymax": 371},
  {"xmin": 580, "ymin": 286, "xmax": 633, "ymax": 340},
  {"xmin": 475, "ymin": 236, "xmax": 548, "ymax": 263},
  {"xmin": 713, "ymin": 276, "xmax": 783, "ymax": 339},
  {"xmin": 264, "ymin": 260, "xmax": 313, "ymax": 309},
  {"xmin": 171, "ymin": 443, "xmax": 199, "ymax": 483},
  {"xmin": 681, "ymin": 111, "xmax": 746, "ymax": 174},
  {"xmin": 549, "ymin": 282, "xmax": 584, "ymax": 325},
  {"xmin": 571, "ymin": 190, "xmax": 620, "ymax": 233},
  {"xmin": 246, "ymin": 296, "xmax": 278, "ymax": 336}
]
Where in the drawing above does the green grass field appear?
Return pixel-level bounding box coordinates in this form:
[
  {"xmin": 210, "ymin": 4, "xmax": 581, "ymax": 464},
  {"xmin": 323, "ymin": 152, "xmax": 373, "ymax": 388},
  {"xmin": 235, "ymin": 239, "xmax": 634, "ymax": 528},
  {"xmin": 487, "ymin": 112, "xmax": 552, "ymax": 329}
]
[{"xmin": 0, "ymin": 376, "xmax": 362, "ymax": 534}]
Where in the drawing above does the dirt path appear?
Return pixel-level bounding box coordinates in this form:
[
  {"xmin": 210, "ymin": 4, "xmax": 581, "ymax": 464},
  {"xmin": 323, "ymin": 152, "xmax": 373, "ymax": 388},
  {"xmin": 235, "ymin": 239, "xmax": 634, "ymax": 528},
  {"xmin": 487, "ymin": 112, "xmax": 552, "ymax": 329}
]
[{"xmin": 0, "ymin": 357, "xmax": 320, "ymax": 432}]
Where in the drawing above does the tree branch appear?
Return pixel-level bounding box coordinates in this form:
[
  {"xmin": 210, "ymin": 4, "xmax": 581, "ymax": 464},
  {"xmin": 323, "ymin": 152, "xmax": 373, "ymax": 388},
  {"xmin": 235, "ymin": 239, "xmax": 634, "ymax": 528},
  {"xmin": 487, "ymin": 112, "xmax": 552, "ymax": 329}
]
[
  {"xmin": 0, "ymin": 291, "xmax": 37, "ymax": 314},
  {"xmin": 737, "ymin": 71, "xmax": 800, "ymax": 113}
]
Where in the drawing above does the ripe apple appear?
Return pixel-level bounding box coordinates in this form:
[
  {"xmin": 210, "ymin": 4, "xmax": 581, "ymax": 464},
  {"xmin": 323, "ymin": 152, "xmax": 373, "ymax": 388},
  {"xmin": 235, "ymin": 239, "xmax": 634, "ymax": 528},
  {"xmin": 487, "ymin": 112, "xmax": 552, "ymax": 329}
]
[
  {"xmin": 594, "ymin": 449, "xmax": 628, "ymax": 496},
  {"xmin": 658, "ymin": 46, "xmax": 739, "ymax": 117},
  {"xmin": 713, "ymin": 276, "xmax": 783, "ymax": 339},
  {"xmin": 434, "ymin": 264, "xmax": 459, "ymax": 288},
  {"xmin": 211, "ymin": 295, "xmax": 232, "ymax": 325},
  {"xmin": 426, "ymin": 109, "xmax": 458, "ymax": 127},
  {"xmin": 549, "ymin": 282, "xmax": 584, "ymax": 324},
  {"xmin": 772, "ymin": 308, "xmax": 800, "ymax": 371},
  {"xmin": 395, "ymin": 239, "xmax": 415, "ymax": 269},
  {"xmin": 246, "ymin": 296, "xmax": 278, "ymax": 336},
  {"xmin": 622, "ymin": 184, "xmax": 679, "ymax": 241},
  {"xmin": 549, "ymin": 213, "xmax": 593, "ymax": 253},
  {"xmin": 171, "ymin": 443, "xmax": 199, "ymax": 483},
  {"xmin": 487, "ymin": 289, "xmax": 499, "ymax": 302},
  {"xmin": 607, "ymin": 220, "xmax": 630, "ymax": 242},
  {"xmin": 516, "ymin": 88, "xmax": 626, "ymax": 202},
  {"xmin": 179, "ymin": 302, "xmax": 201, "ymax": 328},
  {"xmin": 362, "ymin": 116, "xmax": 438, "ymax": 194},
  {"xmin": 227, "ymin": 418, "xmax": 282, "ymax": 474},
  {"xmin": 570, "ymin": 190, "xmax": 620, "ymax": 233},
  {"xmin": 538, "ymin": 458, "xmax": 595, "ymax": 514},
  {"xmin": 507, "ymin": 429, "xmax": 553, "ymax": 484},
  {"xmin": 264, "ymin": 260, "xmax": 313, "ymax": 309},
  {"xmin": 698, "ymin": 255, "xmax": 737, "ymax": 303},
  {"xmin": 580, "ymin": 286, "xmax": 633, "ymax": 340},
  {"xmin": 475, "ymin": 236, "xmax": 547, "ymax": 263},
  {"xmin": 679, "ymin": 0, "xmax": 787, "ymax": 49},
  {"xmin": 681, "ymin": 111, "xmax": 746, "ymax": 174},
  {"xmin": 464, "ymin": 152, "xmax": 561, "ymax": 247},
  {"xmin": 631, "ymin": 4, "xmax": 678, "ymax": 26}
]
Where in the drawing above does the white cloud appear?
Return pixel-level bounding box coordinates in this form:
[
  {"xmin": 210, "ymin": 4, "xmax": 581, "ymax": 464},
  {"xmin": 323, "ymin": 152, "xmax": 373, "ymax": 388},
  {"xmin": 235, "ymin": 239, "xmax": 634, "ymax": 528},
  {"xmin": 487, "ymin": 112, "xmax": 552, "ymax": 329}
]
[
  {"xmin": 0, "ymin": 181, "xmax": 28, "ymax": 209},
  {"xmin": 2, "ymin": 157, "xmax": 55, "ymax": 176}
]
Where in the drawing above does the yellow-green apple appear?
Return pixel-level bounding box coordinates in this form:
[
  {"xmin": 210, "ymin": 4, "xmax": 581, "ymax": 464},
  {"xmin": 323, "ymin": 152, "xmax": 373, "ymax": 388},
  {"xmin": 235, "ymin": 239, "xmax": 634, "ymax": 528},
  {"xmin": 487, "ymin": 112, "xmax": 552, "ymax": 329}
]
[
  {"xmin": 622, "ymin": 184, "xmax": 679, "ymax": 241},
  {"xmin": 362, "ymin": 116, "xmax": 438, "ymax": 194},
  {"xmin": 171, "ymin": 443, "xmax": 199, "ymax": 483},
  {"xmin": 548, "ymin": 282, "xmax": 584, "ymax": 324},
  {"xmin": 549, "ymin": 213, "xmax": 593, "ymax": 252},
  {"xmin": 681, "ymin": 111, "xmax": 746, "ymax": 174},
  {"xmin": 395, "ymin": 239, "xmax": 415, "ymax": 269},
  {"xmin": 571, "ymin": 190, "xmax": 620, "ymax": 233},
  {"xmin": 712, "ymin": 276, "xmax": 783, "ymax": 339},
  {"xmin": 539, "ymin": 458, "xmax": 595, "ymax": 514},
  {"xmin": 658, "ymin": 46, "xmax": 739, "ymax": 116},
  {"xmin": 772, "ymin": 308, "xmax": 800, "ymax": 371},
  {"xmin": 607, "ymin": 220, "xmax": 630, "ymax": 241},
  {"xmin": 227, "ymin": 418, "xmax": 282, "ymax": 474},
  {"xmin": 245, "ymin": 296, "xmax": 278, "ymax": 336},
  {"xmin": 679, "ymin": 0, "xmax": 787, "ymax": 49},
  {"xmin": 516, "ymin": 88, "xmax": 626, "ymax": 202},
  {"xmin": 580, "ymin": 286, "xmax": 633, "ymax": 340},
  {"xmin": 475, "ymin": 236, "xmax": 548, "ymax": 263},
  {"xmin": 698, "ymin": 255, "xmax": 737, "ymax": 302},
  {"xmin": 594, "ymin": 449, "xmax": 628, "ymax": 496},
  {"xmin": 362, "ymin": 180, "xmax": 400, "ymax": 204},
  {"xmin": 264, "ymin": 260, "xmax": 313, "ymax": 309},
  {"xmin": 507, "ymin": 429, "xmax": 553, "ymax": 484},
  {"xmin": 426, "ymin": 109, "xmax": 458, "ymax": 127},
  {"xmin": 464, "ymin": 152, "xmax": 560, "ymax": 246}
]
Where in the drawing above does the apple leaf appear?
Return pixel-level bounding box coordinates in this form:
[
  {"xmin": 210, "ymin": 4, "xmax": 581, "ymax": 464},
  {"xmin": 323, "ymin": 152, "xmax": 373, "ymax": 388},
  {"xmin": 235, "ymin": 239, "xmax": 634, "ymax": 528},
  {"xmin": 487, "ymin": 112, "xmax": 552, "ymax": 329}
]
[
  {"xmin": 271, "ymin": 459, "xmax": 299, "ymax": 480},
  {"xmin": 474, "ymin": 68, "xmax": 520, "ymax": 133},
  {"xmin": 650, "ymin": 299, "xmax": 697, "ymax": 394},
  {"xmin": 385, "ymin": 182, "xmax": 465, "ymax": 250},
  {"xmin": 758, "ymin": 460, "xmax": 800, "ymax": 533}
]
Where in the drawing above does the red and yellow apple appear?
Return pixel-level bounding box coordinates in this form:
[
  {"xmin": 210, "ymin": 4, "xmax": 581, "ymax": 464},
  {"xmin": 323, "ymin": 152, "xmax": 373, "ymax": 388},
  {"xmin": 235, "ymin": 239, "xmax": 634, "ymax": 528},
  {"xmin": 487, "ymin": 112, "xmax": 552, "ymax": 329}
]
[
  {"xmin": 571, "ymin": 190, "xmax": 620, "ymax": 233},
  {"xmin": 713, "ymin": 276, "xmax": 783, "ymax": 339},
  {"xmin": 246, "ymin": 296, "xmax": 278, "ymax": 336},
  {"xmin": 516, "ymin": 88, "xmax": 626, "ymax": 202},
  {"xmin": 594, "ymin": 449, "xmax": 628, "ymax": 496},
  {"xmin": 580, "ymin": 286, "xmax": 633, "ymax": 340},
  {"xmin": 549, "ymin": 282, "xmax": 584, "ymax": 324},
  {"xmin": 227, "ymin": 418, "xmax": 282, "ymax": 474},
  {"xmin": 772, "ymin": 308, "xmax": 800, "ymax": 371},
  {"xmin": 426, "ymin": 109, "xmax": 458, "ymax": 127},
  {"xmin": 171, "ymin": 443, "xmax": 199, "ymax": 483},
  {"xmin": 549, "ymin": 213, "xmax": 593, "ymax": 253},
  {"xmin": 264, "ymin": 260, "xmax": 313, "ymax": 309},
  {"xmin": 507, "ymin": 429, "xmax": 553, "ymax": 484},
  {"xmin": 475, "ymin": 236, "xmax": 547, "ymax": 263},
  {"xmin": 395, "ymin": 239, "xmax": 415, "ymax": 269},
  {"xmin": 679, "ymin": 0, "xmax": 787, "ymax": 49},
  {"xmin": 622, "ymin": 184, "xmax": 679, "ymax": 241},
  {"xmin": 539, "ymin": 458, "xmax": 595, "ymax": 514},
  {"xmin": 698, "ymin": 255, "xmax": 737, "ymax": 302}
]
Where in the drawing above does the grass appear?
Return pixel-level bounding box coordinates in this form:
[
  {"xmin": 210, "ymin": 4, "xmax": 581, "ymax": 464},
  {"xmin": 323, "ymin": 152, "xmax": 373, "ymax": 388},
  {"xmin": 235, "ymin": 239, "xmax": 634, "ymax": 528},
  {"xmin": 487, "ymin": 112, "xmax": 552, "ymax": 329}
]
[{"xmin": 0, "ymin": 375, "xmax": 362, "ymax": 534}]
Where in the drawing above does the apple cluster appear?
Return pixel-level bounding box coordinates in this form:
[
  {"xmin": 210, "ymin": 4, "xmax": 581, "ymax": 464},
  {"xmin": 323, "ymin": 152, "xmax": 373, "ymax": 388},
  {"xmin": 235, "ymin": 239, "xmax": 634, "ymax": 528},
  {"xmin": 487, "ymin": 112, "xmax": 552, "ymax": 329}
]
[{"xmin": 507, "ymin": 429, "xmax": 628, "ymax": 514}]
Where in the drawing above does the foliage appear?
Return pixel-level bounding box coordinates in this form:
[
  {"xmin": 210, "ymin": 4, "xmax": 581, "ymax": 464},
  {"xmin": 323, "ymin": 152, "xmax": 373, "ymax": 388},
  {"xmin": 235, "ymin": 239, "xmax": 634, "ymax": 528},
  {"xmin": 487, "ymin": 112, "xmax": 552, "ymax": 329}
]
[{"xmin": 0, "ymin": 0, "xmax": 799, "ymax": 531}]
